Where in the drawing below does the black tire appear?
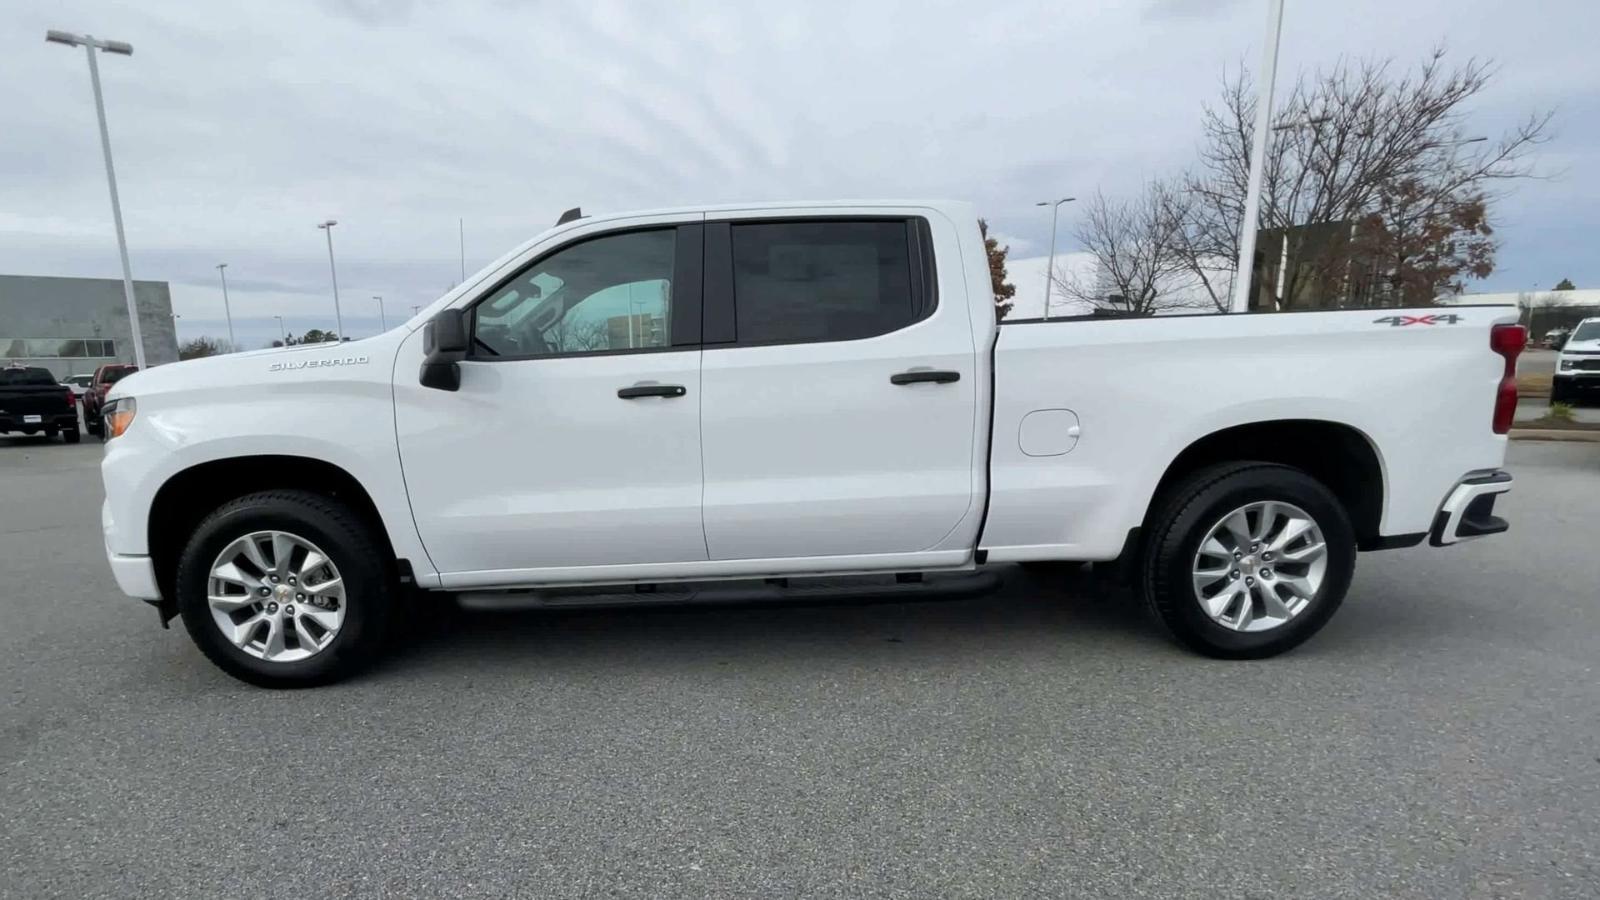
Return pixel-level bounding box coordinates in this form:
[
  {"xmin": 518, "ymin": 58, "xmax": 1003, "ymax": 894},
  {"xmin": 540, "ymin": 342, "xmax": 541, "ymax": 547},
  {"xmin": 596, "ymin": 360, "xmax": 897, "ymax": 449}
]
[
  {"xmin": 63, "ymin": 427, "xmax": 81, "ymax": 444},
  {"xmin": 1549, "ymin": 382, "xmax": 1569, "ymax": 405},
  {"xmin": 1142, "ymin": 463, "xmax": 1355, "ymax": 659},
  {"xmin": 84, "ymin": 416, "xmax": 101, "ymax": 436},
  {"xmin": 175, "ymin": 490, "xmax": 395, "ymax": 687}
]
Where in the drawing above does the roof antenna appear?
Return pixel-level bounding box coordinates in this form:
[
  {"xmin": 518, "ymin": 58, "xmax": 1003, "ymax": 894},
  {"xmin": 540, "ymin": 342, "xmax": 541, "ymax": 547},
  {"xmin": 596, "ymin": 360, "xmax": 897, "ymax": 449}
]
[{"xmin": 556, "ymin": 207, "xmax": 584, "ymax": 225}]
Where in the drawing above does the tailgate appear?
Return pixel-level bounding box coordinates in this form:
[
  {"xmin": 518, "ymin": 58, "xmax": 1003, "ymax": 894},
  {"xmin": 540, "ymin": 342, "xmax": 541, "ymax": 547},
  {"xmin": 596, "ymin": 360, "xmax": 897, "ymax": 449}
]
[{"xmin": 0, "ymin": 387, "xmax": 72, "ymax": 416}]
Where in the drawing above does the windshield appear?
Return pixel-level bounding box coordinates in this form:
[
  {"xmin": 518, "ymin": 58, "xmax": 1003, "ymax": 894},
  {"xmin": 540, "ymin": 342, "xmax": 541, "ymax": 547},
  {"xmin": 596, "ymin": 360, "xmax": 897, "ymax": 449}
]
[
  {"xmin": 1571, "ymin": 322, "xmax": 1600, "ymax": 342},
  {"xmin": 102, "ymin": 367, "xmax": 136, "ymax": 385},
  {"xmin": 1, "ymin": 367, "xmax": 58, "ymax": 386}
]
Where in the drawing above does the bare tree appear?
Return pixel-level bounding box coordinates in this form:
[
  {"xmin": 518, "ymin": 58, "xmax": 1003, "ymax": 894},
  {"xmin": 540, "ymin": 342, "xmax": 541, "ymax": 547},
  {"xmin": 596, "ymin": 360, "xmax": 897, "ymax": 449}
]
[
  {"xmin": 1176, "ymin": 48, "xmax": 1551, "ymax": 310},
  {"xmin": 1055, "ymin": 185, "xmax": 1213, "ymax": 316},
  {"xmin": 545, "ymin": 316, "xmax": 611, "ymax": 354}
]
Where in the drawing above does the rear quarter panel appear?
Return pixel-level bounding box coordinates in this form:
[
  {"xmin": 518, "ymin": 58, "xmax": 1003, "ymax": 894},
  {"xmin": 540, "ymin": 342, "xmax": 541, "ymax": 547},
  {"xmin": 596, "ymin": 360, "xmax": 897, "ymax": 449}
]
[{"xmin": 983, "ymin": 306, "xmax": 1520, "ymax": 560}]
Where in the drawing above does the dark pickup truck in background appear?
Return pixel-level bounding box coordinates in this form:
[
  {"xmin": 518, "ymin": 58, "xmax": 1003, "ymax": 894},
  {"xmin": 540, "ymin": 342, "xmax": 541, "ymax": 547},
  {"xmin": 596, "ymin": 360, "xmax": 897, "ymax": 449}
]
[
  {"xmin": 82, "ymin": 363, "xmax": 138, "ymax": 437},
  {"xmin": 0, "ymin": 365, "xmax": 81, "ymax": 443}
]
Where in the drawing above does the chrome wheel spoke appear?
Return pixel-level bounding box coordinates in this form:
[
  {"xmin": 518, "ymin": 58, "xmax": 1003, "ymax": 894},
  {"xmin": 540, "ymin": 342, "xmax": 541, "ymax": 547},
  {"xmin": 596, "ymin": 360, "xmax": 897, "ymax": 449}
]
[
  {"xmin": 299, "ymin": 550, "xmax": 328, "ymax": 579},
  {"xmin": 1192, "ymin": 500, "xmax": 1327, "ymax": 633},
  {"xmin": 1205, "ymin": 582, "xmax": 1243, "ymax": 619},
  {"xmin": 208, "ymin": 592, "xmax": 256, "ymax": 613},
  {"xmin": 1268, "ymin": 517, "xmax": 1316, "ymax": 554},
  {"xmin": 304, "ymin": 576, "xmax": 343, "ymax": 598},
  {"xmin": 212, "ymin": 561, "xmax": 263, "ymax": 592},
  {"xmin": 294, "ymin": 614, "xmax": 326, "ymax": 650},
  {"xmin": 228, "ymin": 613, "xmax": 267, "ymax": 649},
  {"xmin": 1221, "ymin": 511, "xmax": 1253, "ymax": 551},
  {"xmin": 238, "ymin": 537, "xmax": 273, "ymax": 576},
  {"xmin": 1251, "ymin": 501, "xmax": 1279, "ymax": 543},
  {"xmin": 298, "ymin": 605, "xmax": 340, "ymax": 632},
  {"xmin": 270, "ymin": 533, "xmax": 298, "ymax": 578},
  {"xmin": 1278, "ymin": 540, "xmax": 1326, "ymax": 564},
  {"xmin": 260, "ymin": 616, "xmax": 287, "ymax": 659},
  {"xmin": 1257, "ymin": 584, "xmax": 1293, "ymax": 620},
  {"xmin": 1193, "ymin": 565, "xmax": 1233, "ymax": 592},
  {"xmin": 1232, "ymin": 592, "xmax": 1255, "ymax": 631},
  {"xmin": 1277, "ymin": 573, "xmax": 1316, "ymax": 599}
]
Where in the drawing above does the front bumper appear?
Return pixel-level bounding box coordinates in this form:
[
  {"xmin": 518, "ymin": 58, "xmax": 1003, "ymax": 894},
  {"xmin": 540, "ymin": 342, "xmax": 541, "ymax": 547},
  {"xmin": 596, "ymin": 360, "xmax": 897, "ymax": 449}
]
[
  {"xmin": 1429, "ymin": 470, "xmax": 1512, "ymax": 547},
  {"xmin": 103, "ymin": 499, "xmax": 160, "ymax": 600},
  {"xmin": 108, "ymin": 554, "xmax": 162, "ymax": 600}
]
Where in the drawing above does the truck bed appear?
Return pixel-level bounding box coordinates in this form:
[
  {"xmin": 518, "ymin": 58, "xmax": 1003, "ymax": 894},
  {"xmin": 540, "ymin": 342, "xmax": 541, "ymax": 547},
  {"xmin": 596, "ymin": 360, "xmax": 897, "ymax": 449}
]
[{"xmin": 979, "ymin": 305, "xmax": 1520, "ymax": 561}]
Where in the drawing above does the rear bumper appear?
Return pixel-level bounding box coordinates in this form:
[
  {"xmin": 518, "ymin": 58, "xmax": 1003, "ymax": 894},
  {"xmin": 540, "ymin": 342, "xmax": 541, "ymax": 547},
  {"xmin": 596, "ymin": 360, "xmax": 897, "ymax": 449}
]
[
  {"xmin": 0, "ymin": 412, "xmax": 77, "ymax": 432},
  {"xmin": 1429, "ymin": 470, "xmax": 1512, "ymax": 547}
]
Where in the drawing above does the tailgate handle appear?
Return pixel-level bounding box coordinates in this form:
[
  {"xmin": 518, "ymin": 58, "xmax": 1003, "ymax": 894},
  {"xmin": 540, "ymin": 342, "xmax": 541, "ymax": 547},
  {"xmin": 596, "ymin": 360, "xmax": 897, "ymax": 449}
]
[
  {"xmin": 890, "ymin": 369, "xmax": 961, "ymax": 385},
  {"xmin": 617, "ymin": 383, "xmax": 687, "ymax": 399}
]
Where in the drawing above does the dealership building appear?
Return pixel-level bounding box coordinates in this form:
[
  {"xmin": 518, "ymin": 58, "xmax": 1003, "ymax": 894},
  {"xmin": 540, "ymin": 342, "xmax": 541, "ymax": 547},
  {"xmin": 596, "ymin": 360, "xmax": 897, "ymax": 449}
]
[{"xmin": 1, "ymin": 274, "xmax": 179, "ymax": 378}]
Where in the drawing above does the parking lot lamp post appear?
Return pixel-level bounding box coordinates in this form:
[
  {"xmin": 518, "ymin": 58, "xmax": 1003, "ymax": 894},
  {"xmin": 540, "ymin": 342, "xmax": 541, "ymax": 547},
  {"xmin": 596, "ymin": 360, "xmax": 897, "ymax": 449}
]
[
  {"xmin": 373, "ymin": 295, "xmax": 387, "ymax": 331},
  {"xmin": 47, "ymin": 29, "xmax": 146, "ymax": 368},
  {"xmin": 317, "ymin": 220, "xmax": 345, "ymax": 338},
  {"xmin": 216, "ymin": 263, "xmax": 236, "ymax": 349},
  {"xmin": 273, "ymin": 315, "xmax": 287, "ymax": 345},
  {"xmin": 1036, "ymin": 197, "xmax": 1076, "ymax": 319}
]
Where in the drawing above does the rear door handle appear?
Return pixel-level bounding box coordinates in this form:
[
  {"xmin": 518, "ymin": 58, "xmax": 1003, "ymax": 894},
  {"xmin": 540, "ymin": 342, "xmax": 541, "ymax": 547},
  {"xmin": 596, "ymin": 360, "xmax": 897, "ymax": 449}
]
[
  {"xmin": 890, "ymin": 369, "xmax": 961, "ymax": 385},
  {"xmin": 617, "ymin": 383, "xmax": 687, "ymax": 399}
]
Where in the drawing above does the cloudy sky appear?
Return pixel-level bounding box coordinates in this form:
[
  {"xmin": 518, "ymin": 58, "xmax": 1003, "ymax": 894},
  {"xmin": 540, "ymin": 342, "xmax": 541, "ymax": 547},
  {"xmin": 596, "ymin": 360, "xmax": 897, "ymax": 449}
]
[{"xmin": 4, "ymin": 0, "xmax": 1597, "ymax": 346}]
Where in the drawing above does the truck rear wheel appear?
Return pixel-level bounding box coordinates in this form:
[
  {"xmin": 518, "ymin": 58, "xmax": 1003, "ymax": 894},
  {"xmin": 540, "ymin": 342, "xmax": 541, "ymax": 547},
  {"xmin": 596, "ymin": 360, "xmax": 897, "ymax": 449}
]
[
  {"xmin": 174, "ymin": 490, "xmax": 394, "ymax": 688},
  {"xmin": 1142, "ymin": 463, "xmax": 1355, "ymax": 659}
]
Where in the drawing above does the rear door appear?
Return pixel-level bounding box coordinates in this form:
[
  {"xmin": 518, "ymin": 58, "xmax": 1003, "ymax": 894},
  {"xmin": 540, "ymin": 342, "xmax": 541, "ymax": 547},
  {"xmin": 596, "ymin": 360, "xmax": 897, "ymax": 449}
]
[{"xmin": 697, "ymin": 210, "xmax": 980, "ymax": 561}]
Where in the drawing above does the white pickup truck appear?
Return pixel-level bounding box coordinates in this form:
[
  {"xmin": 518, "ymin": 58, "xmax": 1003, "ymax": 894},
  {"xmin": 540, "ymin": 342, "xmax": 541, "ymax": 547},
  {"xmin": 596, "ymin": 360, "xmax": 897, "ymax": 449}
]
[{"xmin": 100, "ymin": 201, "xmax": 1524, "ymax": 686}]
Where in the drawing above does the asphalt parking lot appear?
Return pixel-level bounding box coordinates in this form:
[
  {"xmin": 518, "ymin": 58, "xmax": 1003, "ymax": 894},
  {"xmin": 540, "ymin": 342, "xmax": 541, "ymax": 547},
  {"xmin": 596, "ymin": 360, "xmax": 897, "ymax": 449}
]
[{"xmin": 2, "ymin": 438, "xmax": 1597, "ymax": 899}]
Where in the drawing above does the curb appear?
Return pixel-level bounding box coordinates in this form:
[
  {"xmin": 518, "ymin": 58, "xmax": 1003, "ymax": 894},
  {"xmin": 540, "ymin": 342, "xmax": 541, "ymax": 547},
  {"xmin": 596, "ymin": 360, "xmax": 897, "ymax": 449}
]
[{"xmin": 1508, "ymin": 428, "xmax": 1600, "ymax": 442}]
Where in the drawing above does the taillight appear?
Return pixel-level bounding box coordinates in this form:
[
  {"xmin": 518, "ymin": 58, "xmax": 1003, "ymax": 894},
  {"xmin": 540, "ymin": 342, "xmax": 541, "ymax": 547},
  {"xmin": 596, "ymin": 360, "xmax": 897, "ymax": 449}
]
[
  {"xmin": 65, "ymin": 389, "xmax": 77, "ymax": 407},
  {"xmin": 1490, "ymin": 324, "xmax": 1525, "ymax": 434}
]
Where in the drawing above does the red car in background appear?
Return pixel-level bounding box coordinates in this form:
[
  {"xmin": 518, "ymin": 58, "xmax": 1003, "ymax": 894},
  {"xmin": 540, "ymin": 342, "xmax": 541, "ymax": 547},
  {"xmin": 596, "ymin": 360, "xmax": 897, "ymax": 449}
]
[{"xmin": 82, "ymin": 363, "xmax": 138, "ymax": 437}]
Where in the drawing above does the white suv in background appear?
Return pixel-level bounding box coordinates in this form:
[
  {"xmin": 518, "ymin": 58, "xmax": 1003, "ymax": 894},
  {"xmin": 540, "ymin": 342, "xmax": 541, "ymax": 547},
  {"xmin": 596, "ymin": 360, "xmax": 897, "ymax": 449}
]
[{"xmin": 1552, "ymin": 317, "xmax": 1600, "ymax": 404}]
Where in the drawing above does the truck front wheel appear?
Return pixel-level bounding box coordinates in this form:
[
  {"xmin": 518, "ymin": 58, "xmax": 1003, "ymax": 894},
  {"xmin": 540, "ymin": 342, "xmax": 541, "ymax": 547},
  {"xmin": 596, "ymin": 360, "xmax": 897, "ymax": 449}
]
[
  {"xmin": 1143, "ymin": 463, "xmax": 1355, "ymax": 659},
  {"xmin": 174, "ymin": 490, "xmax": 395, "ymax": 687}
]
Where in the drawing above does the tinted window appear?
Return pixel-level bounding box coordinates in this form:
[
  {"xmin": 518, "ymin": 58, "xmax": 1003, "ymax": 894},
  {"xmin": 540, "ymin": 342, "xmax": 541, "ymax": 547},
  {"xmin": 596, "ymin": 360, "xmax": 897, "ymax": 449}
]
[
  {"xmin": 1, "ymin": 367, "xmax": 57, "ymax": 386},
  {"xmin": 473, "ymin": 229, "xmax": 675, "ymax": 358},
  {"xmin": 730, "ymin": 221, "xmax": 916, "ymax": 343},
  {"xmin": 102, "ymin": 367, "xmax": 136, "ymax": 385},
  {"xmin": 1573, "ymin": 322, "xmax": 1600, "ymax": 342}
]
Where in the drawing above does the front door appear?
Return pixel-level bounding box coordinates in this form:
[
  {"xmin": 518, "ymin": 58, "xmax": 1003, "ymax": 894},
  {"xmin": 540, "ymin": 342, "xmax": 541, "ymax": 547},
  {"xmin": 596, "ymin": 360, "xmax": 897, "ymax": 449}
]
[{"xmin": 396, "ymin": 220, "xmax": 708, "ymax": 582}]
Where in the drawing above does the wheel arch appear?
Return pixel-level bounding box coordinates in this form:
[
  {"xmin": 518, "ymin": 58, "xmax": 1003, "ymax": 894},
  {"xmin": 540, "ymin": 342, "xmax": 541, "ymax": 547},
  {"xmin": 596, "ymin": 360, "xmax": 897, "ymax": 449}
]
[
  {"xmin": 147, "ymin": 455, "xmax": 400, "ymax": 612},
  {"xmin": 1142, "ymin": 419, "xmax": 1387, "ymax": 550}
]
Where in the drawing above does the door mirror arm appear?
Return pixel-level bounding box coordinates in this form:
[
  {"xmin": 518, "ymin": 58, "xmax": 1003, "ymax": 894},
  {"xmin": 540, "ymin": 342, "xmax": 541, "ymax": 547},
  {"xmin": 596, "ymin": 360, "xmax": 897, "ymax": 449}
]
[{"xmin": 420, "ymin": 308, "xmax": 469, "ymax": 391}]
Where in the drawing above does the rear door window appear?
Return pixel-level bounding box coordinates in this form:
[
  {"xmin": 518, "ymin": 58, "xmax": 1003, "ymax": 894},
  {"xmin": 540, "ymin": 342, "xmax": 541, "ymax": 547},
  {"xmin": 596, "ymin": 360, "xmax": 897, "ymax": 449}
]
[{"xmin": 727, "ymin": 220, "xmax": 922, "ymax": 344}]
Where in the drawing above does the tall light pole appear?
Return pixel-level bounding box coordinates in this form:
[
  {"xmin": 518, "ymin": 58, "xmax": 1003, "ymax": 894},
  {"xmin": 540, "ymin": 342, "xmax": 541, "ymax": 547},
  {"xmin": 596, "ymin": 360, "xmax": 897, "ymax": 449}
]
[
  {"xmin": 215, "ymin": 263, "xmax": 236, "ymax": 349},
  {"xmin": 316, "ymin": 220, "xmax": 344, "ymax": 337},
  {"xmin": 273, "ymin": 315, "xmax": 287, "ymax": 345},
  {"xmin": 1230, "ymin": 0, "xmax": 1286, "ymax": 313},
  {"xmin": 1036, "ymin": 197, "xmax": 1076, "ymax": 320},
  {"xmin": 47, "ymin": 29, "xmax": 146, "ymax": 369},
  {"xmin": 373, "ymin": 295, "xmax": 387, "ymax": 331}
]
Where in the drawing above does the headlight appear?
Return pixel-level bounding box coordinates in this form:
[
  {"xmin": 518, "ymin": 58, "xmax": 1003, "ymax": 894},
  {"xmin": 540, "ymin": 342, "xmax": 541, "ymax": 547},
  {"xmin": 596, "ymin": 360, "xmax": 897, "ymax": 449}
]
[
  {"xmin": 1560, "ymin": 359, "xmax": 1575, "ymax": 371},
  {"xmin": 104, "ymin": 397, "xmax": 137, "ymax": 439}
]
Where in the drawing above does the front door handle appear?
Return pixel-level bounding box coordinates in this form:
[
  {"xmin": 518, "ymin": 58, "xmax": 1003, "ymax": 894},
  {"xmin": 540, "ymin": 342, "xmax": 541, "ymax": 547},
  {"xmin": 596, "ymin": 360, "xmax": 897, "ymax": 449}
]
[
  {"xmin": 890, "ymin": 369, "xmax": 961, "ymax": 385},
  {"xmin": 617, "ymin": 383, "xmax": 687, "ymax": 399}
]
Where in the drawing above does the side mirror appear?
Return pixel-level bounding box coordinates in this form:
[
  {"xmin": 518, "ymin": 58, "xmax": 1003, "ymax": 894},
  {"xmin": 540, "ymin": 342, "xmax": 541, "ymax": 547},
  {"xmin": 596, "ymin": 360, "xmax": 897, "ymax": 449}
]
[{"xmin": 420, "ymin": 308, "xmax": 468, "ymax": 391}]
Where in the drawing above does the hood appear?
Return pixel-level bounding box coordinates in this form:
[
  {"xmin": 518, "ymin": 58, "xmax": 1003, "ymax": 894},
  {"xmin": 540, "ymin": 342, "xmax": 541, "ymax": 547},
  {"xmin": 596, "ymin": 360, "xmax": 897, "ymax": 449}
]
[{"xmin": 109, "ymin": 335, "xmax": 400, "ymax": 400}]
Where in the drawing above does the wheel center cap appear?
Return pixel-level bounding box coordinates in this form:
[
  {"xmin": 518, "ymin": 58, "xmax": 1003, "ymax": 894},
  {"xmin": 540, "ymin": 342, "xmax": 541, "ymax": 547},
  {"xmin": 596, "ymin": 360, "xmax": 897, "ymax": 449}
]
[
  {"xmin": 274, "ymin": 584, "xmax": 293, "ymax": 602},
  {"xmin": 1240, "ymin": 555, "xmax": 1257, "ymax": 569}
]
